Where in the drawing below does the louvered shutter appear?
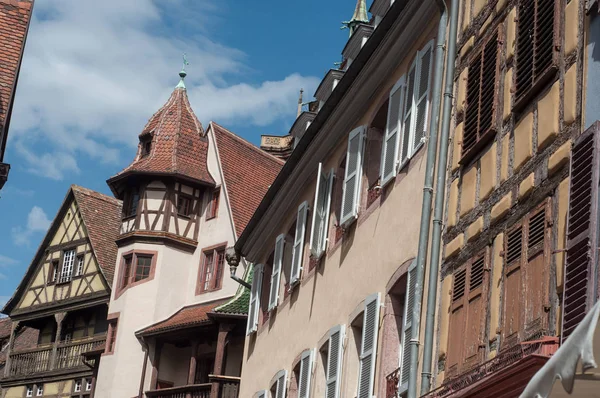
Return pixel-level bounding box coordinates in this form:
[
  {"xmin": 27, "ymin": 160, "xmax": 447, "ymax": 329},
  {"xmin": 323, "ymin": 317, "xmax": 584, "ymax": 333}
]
[
  {"xmin": 502, "ymin": 224, "xmax": 524, "ymax": 347},
  {"xmin": 291, "ymin": 201, "xmax": 309, "ymax": 285},
  {"xmin": 463, "ymin": 255, "xmax": 487, "ymax": 369},
  {"xmin": 399, "ymin": 260, "xmax": 417, "ymax": 392},
  {"xmin": 320, "ymin": 170, "xmax": 334, "ymax": 255},
  {"xmin": 400, "ymin": 62, "xmax": 416, "ymax": 165},
  {"xmin": 380, "ymin": 76, "xmax": 406, "ymax": 186},
  {"xmin": 357, "ymin": 293, "xmax": 380, "ymax": 398},
  {"xmin": 246, "ymin": 264, "xmax": 264, "ymax": 335},
  {"xmin": 276, "ymin": 370, "xmax": 287, "ymax": 398},
  {"xmin": 309, "ymin": 162, "xmax": 324, "ymax": 256},
  {"xmin": 257, "ymin": 391, "xmax": 267, "ymax": 398},
  {"xmin": 326, "ymin": 325, "xmax": 345, "ymax": 398},
  {"xmin": 563, "ymin": 125, "xmax": 600, "ymax": 340},
  {"xmin": 269, "ymin": 235, "xmax": 285, "ymax": 311},
  {"xmin": 310, "ymin": 168, "xmax": 335, "ymax": 257},
  {"xmin": 413, "ymin": 40, "xmax": 433, "ymax": 152},
  {"xmin": 298, "ymin": 349, "xmax": 314, "ymax": 398},
  {"xmin": 447, "ymin": 267, "xmax": 466, "ymax": 376},
  {"xmin": 340, "ymin": 126, "xmax": 366, "ymax": 226}
]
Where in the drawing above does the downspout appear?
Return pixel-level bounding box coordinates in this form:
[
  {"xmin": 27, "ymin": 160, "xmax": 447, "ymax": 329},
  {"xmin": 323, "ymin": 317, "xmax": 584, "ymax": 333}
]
[
  {"xmin": 407, "ymin": 1, "xmax": 449, "ymax": 397},
  {"xmin": 420, "ymin": 0, "xmax": 459, "ymax": 394}
]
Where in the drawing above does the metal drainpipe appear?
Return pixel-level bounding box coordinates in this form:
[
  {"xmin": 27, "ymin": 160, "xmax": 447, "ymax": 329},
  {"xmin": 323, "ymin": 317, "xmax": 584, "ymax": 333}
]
[
  {"xmin": 407, "ymin": 0, "xmax": 449, "ymax": 397},
  {"xmin": 420, "ymin": 0, "xmax": 459, "ymax": 394}
]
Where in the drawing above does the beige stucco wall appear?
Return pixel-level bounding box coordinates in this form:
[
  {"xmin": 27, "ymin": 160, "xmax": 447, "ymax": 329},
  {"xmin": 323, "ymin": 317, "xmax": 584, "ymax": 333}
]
[
  {"xmin": 239, "ymin": 20, "xmax": 439, "ymax": 397},
  {"xmin": 96, "ymin": 132, "xmax": 244, "ymax": 397}
]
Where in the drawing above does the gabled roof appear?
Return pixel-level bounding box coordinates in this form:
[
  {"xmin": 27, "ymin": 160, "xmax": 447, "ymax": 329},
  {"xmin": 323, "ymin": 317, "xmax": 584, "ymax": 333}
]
[
  {"xmin": 136, "ymin": 299, "xmax": 227, "ymax": 337},
  {"xmin": 71, "ymin": 185, "xmax": 122, "ymax": 284},
  {"xmin": 0, "ymin": 0, "xmax": 34, "ymax": 163},
  {"xmin": 108, "ymin": 86, "xmax": 215, "ymax": 189},
  {"xmin": 210, "ymin": 122, "xmax": 284, "ymax": 237},
  {"xmin": 3, "ymin": 185, "xmax": 121, "ymax": 314}
]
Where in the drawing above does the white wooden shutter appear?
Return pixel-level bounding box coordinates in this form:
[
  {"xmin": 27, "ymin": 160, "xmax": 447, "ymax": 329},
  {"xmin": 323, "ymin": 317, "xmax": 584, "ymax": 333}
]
[
  {"xmin": 380, "ymin": 76, "xmax": 406, "ymax": 186},
  {"xmin": 320, "ymin": 170, "xmax": 334, "ymax": 255},
  {"xmin": 357, "ymin": 293, "xmax": 381, "ymax": 398},
  {"xmin": 413, "ymin": 40, "xmax": 433, "ymax": 152},
  {"xmin": 290, "ymin": 201, "xmax": 309, "ymax": 284},
  {"xmin": 275, "ymin": 370, "xmax": 287, "ymax": 398},
  {"xmin": 310, "ymin": 165, "xmax": 335, "ymax": 258},
  {"xmin": 400, "ymin": 62, "xmax": 416, "ymax": 165},
  {"xmin": 340, "ymin": 126, "xmax": 366, "ymax": 226},
  {"xmin": 298, "ymin": 349, "xmax": 314, "ymax": 398},
  {"xmin": 269, "ymin": 235, "xmax": 285, "ymax": 311},
  {"xmin": 246, "ymin": 264, "xmax": 264, "ymax": 335},
  {"xmin": 309, "ymin": 163, "xmax": 325, "ymax": 256},
  {"xmin": 326, "ymin": 325, "xmax": 345, "ymax": 398},
  {"xmin": 399, "ymin": 260, "xmax": 417, "ymax": 392}
]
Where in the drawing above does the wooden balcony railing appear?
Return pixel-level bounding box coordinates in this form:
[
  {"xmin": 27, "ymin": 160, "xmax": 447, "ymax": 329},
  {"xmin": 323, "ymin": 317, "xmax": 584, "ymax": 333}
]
[
  {"xmin": 8, "ymin": 336, "xmax": 106, "ymax": 377},
  {"xmin": 145, "ymin": 384, "xmax": 211, "ymax": 398},
  {"xmin": 210, "ymin": 375, "xmax": 240, "ymax": 398}
]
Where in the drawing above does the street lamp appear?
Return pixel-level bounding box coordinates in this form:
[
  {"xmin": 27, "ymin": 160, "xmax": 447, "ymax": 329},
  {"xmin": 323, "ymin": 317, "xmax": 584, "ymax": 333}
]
[{"xmin": 225, "ymin": 247, "xmax": 251, "ymax": 289}]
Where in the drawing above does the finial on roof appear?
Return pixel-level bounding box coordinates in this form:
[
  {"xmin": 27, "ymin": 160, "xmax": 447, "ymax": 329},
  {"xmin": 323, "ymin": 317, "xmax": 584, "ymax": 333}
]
[
  {"xmin": 297, "ymin": 89, "xmax": 304, "ymax": 117},
  {"xmin": 176, "ymin": 53, "xmax": 190, "ymax": 89},
  {"xmin": 342, "ymin": 0, "xmax": 369, "ymax": 37}
]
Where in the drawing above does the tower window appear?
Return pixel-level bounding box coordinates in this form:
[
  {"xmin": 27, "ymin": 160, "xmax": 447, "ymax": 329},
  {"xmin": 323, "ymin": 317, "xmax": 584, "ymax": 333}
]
[
  {"xmin": 177, "ymin": 194, "xmax": 193, "ymax": 217},
  {"xmin": 124, "ymin": 188, "xmax": 140, "ymax": 218}
]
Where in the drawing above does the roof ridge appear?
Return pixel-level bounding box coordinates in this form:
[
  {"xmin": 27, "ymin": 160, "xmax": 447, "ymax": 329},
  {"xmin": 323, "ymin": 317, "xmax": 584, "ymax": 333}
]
[
  {"xmin": 211, "ymin": 122, "xmax": 285, "ymax": 165},
  {"xmin": 71, "ymin": 185, "xmax": 121, "ymax": 206}
]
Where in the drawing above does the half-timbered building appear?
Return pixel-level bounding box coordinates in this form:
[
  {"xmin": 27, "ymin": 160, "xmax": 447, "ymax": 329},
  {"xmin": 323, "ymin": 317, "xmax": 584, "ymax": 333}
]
[
  {"xmin": 0, "ymin": 185, "xmax": 122, "ymax": 398},
  {"xmin": 94, "ymin": 69, "xmax": 283, "ymax": 398}
]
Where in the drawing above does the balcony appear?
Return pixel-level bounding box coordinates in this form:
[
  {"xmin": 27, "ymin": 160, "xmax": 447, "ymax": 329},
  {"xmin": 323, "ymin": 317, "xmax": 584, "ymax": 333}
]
[
  {"xmin": 7, "ymin": 336, "xmax": 105, "ymax": 378},
  {"xmin": 145, "ymin": 376, "xmax": 240, "ymax": 398}
]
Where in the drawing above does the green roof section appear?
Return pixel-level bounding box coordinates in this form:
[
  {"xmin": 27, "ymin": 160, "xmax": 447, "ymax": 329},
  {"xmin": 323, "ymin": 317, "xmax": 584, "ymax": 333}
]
[{"xmin": 214, "ymin": 263, "xmax": 253, "ymax": 315}]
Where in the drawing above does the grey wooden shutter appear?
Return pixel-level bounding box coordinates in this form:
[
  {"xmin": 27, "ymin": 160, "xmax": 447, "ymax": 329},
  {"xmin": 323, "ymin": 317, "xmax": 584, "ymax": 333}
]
[
  {"xmin": 357, "ymin": 293, "xmax": 381, "ymax": 398},
  {"xmin": 310, "ymin": 163, "xmax": 326, "ymax": 256},
  {"xmin": 320, "ymin": 170, "xmax": 334, "ymax": 255},
  {"xmin": 400, "ymin": 260, "xmax": 417, "ymax": 392},
  {"xmin": 380, "ymin": 76, "xmax": 406, "ymax": 186},
  {"xmin": 298, "ymin": 349, "xmax": 314, "ymax": 398},
  {"xmin": 246, "ymin": 264, "xmax": 263, "ymax": 335},
  {"xmin": 341, "ymin": 126, "xmax": 366, "ymax": 226},
  {"xmin": 326, "ymin": 325, "xmax": 345, "ymax": 398},
  {"xmin": 269, "ymin": 235, "xmax": 285, "ymax": 311},
  {"xmin": 400, "ymin": 61, "xmax": 416, "ymax": 165},
  {"xmin": 276, "ymin": 370, "xmax": 287, "ymax": 398},
  {"xmin": 291, "ymin": 201, "xmax": 309, "ymax": 284},
  {"xmin": 563, "ymin": 124, "xmax": 600, "ymax": 340},
  {"xmin": 257, "ymin": 390, "xmax": 267, "ymax": 398},
  {"xmin": 413, "ymin": 40, "xmax": 433, "ymax": 152}
]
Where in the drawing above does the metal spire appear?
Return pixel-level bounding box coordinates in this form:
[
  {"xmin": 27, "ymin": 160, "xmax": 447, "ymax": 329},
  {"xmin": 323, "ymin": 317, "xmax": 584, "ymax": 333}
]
[
  {"xmin": 342, "ymin": 0, "xmax": 369, "ymax": 37},
  {"xmin": 175, "ymin": 53, "xmax": 189, "ymax": 89}
]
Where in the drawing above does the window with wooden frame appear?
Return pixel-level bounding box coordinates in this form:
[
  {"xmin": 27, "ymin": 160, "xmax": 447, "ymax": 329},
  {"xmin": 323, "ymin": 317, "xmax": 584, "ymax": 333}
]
[
  {"xmin": 59, "ymin": 249, "xmax": 77, "ymax": 284},
  {"xmin": 71, "ymin": 377, "xmax": 93, "ymax": 397},
  {"xmin": 124, "ymin": 188, "xmax": 140, "ymax": 218},
  {"xmin": 197, "ymin": 246, "xmax": 226, "ymax": 294},
  {"xmin": 461, "ymin": 31, "xmax": 499, "ymax": 163},
  {"xmin": 513, "ymin": 0, "xmax": 560, "ymax": 112},
  {"xmin": 446, "ymin": 251, "xmax": 489, "ymax": 377},
  {"xmin": 501, "ymin": 200, "xmax": 552, "ymax": 349},
  {"xmin": 105, "ymin": 318, "xmax": 118, "ymax": 354},
  {"xmin": 176, "ymin": 193, "xmax": 193, "ymax": 217},
  {"xmin": 75, "ymin": 255, "xmax": 85, "ymax": 277},
  {"xmin": 206, "ymin": 188, "xmax": 220, "ymax": 220},
  {"xmin": 117, "ymin": 251, "xmax": 156, "ymax": 295},
  {"xmin": 49, "ymin": 260, "xmax": 59, "ymax": 284}
]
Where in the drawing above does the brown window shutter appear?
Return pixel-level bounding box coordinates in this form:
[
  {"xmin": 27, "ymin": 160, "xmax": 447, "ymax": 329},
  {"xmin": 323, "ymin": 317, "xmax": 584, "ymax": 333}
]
[
  {"xmin": 524, "ymin": 201, "xmax": 551, "ymax": 338},
  {"xmin": 502, "ymin": 223, "xmax": 524, "ymax": 348},
  {"xmin": 447, "ymin": 268, "xmax": 467, "ymax": 377},
  {"xmin": 514, "ymin": 0, "xmax": 559, "ymax": 110},
  {"xmin": 461, "ymin": 32, "xmax": 498, "ymax": 162},
  {"xmin": 463, "ymin": 253, "xmax": 488, "ymax": 370},
  {"xmin": 562, "ymin": 124, "xmax": 600, "ymax": 340}
]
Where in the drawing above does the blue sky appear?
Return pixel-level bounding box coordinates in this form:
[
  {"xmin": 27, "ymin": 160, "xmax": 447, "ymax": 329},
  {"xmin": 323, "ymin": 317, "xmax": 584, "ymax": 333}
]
[{"xmin": 0, "ymin": 0, "xmax": 357, "ymax": 306}]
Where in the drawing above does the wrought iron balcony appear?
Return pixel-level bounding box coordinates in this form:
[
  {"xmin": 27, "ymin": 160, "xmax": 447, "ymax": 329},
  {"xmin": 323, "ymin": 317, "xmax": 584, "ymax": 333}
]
[
  {"xmin": 7, "ymin": 336, "xmax": 105, "ymax": 378},
  {"xmin": 386, "ymin": 367, "xmax": 401, "ymax": 398}
]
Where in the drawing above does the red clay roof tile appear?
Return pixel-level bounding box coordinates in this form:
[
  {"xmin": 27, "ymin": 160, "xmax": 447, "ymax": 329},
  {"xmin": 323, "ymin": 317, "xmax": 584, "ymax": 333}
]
[
  {"xmin": 210, "ymin": 122, "xmax": 284, "ymax": 237},
  {"xmin": 136, "ymin": 300, "xmax": 227, "ymax": 336}
]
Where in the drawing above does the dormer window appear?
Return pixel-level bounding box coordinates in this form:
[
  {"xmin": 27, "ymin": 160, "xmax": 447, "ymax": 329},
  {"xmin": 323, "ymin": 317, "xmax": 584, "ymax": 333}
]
[{"xmin": 141, "ymin": 139, "xmax": 152, "ymax": 157}]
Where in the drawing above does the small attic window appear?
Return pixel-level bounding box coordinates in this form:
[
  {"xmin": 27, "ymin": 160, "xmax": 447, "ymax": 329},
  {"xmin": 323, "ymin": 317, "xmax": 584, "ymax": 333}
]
[{"xmin": 141, "ymin": 138, "xmax": 152, "ymax": 157}]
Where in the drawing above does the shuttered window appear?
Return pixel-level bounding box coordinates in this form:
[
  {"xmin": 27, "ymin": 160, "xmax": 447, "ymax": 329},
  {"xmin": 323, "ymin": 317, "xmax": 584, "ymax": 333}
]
[
  {"xmin": 399, "ymin": 40, "xmax": 434, "ymax": 166},
  {"xmin": 291, "ymin": 201, "xmax": 309, "ymax": 285},
  {"xmin": 357, "ymin": 293, "xmax": 381, "ymax": 398},
  {"xmin": 563, "ymin": 127, "xmax": 600, "ymax": 340},
  {"xmin": 326, "ymin": 325, "xmax": 345, "ymax": 398},
  {"xmin": 514, "ymin": 0, "xmax": 559, "ymax": 110},
  {"xmin": 271, "ymin": 370, "xmax": 287, "ymax": 398},
  {"xmin": 298, "ymin": 349, "xmax": 314, "ymax": 398},
  {"xmin": 269, "ymin": 235, "xmax": 286, "ymax": 311},
  {"xmin": 502, "ymin": 200, "xmax": 551, "ymax": 348},
  {"xmin": 309, "ymin": 163, "xmax": 335, "ymax": 258},
  {"xmin": 446, "ymin": 252, "xmax": 488, "ymax": 377},
  {"xmin": 380, "ymin": 76, "xmax": 406, "ymax": 186},
  {"xmin": 462, "ymin": 32, "xmax": 498, "ymax": 161},
  {"xmin": 341, "ymin": 126, "xmax": 366, "ymax": 226},
  {"xmin": 399, "ymin": 260, "xmax": 417, "ymax": 393},
  {"xmin": 247, "ymin": 264, "xmax": 264, "ymax": 335}
]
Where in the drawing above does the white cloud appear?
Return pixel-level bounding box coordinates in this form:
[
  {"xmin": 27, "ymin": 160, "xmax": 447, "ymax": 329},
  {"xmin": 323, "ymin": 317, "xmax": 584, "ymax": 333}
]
[
  {"xmin": 12, "ymin": 206, "xmax": 51, "ymax": 246},
  {"xmin": 0, "ymin": 255, "xmax": 18, "ymax": 267},
  {"xmin": 10, "ymin": 0, "xmax": 319, "ymax": 179}
]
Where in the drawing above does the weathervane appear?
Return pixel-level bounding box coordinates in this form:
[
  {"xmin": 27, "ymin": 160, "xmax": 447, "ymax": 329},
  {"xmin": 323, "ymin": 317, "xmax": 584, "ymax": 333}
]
[{"xmin": 176, "ymin": 53, "xmax": 189, "ymax": 89}]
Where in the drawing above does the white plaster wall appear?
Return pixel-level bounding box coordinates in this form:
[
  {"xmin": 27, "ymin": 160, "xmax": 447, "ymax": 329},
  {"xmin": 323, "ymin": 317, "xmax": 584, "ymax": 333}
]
[
  {"xmin": 238, "ymin": 21, "xmax": 438, "ymax": 397},
  {"xmin": 158, "ymin": 343, "xmax": 190, "ymax": 386}
]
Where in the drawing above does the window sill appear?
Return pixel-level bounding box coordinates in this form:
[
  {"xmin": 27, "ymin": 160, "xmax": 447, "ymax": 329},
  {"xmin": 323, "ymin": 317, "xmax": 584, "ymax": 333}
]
[
  {"xmin": 195, "ymin": 286, "xmax": 222, "ymax": 296},
  {"xmin": 458, "ymin": 128, "xmax": 496, "ymax": 167},
  {"xmin": 398, "ymin": 140, "xmax": 425, "ymax": 173}
]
